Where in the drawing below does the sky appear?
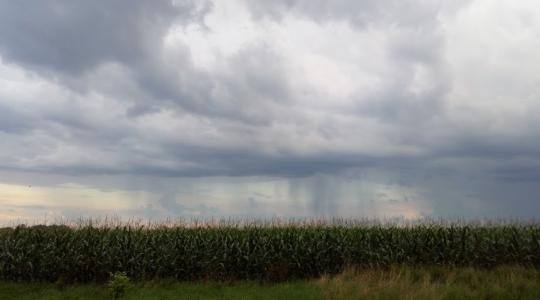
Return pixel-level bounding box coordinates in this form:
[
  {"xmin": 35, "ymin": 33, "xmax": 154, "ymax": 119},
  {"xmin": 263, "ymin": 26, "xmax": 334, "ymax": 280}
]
[{"xmin": 1, "ymin": 0, "xmax": 540, "ymax": 224}]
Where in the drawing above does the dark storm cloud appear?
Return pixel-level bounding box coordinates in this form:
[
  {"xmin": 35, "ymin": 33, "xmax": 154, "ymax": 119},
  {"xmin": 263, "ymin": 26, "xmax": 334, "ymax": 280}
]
[
  {"xmin": 0, "ymin": 0, "xmax": 211, "ymax": 74},
  {"xmin": 0, "ymin": 0, "xmax": 538, "ymax": 188},
  {"xmin": 0, "ymin": 0, "xmax": 290, "ymax": 125}
]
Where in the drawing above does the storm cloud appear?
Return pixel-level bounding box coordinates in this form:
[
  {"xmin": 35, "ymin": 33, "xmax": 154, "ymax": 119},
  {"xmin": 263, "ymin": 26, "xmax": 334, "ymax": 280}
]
[{"xmin": 1, "ymin": 0, "xmax": 540, "ymax": 220}]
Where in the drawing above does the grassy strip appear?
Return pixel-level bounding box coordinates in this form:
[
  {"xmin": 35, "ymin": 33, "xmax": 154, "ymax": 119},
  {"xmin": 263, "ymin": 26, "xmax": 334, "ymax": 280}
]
[
  {"xmin": 320, "ymin": 265, "xmax": 540, "ymax": 300},
  {"xmin": 1, "ymin": 266, "xmax": 539, "ymax": 300},
  {"xmin": 0, "ymin": 280, "xmax": 321, "ymax": 300}
]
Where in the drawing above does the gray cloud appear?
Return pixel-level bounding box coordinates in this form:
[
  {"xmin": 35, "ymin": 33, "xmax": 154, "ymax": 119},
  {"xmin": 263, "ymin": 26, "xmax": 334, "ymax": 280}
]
[
  {"xmin": 0, "ymin": 0, "xmax": 539, "ymax": 205},
  {"xmin": 242, "ymin": 0, "xmax": 468, "ymax": 28},
  {"xmin": 0, "ymin": 104, "xmax": 33, "ymax": 133},
  {"xmin": 133, "ymin": 44, "xmax": 292, "ymax": 125},
  {"xmin": 0, "ymin": 0, "xmax": 211, "ymax": 74}
]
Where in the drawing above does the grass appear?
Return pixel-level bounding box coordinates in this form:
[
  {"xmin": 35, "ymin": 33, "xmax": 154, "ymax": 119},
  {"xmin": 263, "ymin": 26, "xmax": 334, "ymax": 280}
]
[
  {"xmin": 320, "ymin": 265, "xmax": 540, "ymax": 300},
  {"xmin": 0, "ymin": 280, "xmax": 321, "ymax": 300},
  {"xmin": 1, "ymin": 266, "xmax": 539, "ymax": 300}
]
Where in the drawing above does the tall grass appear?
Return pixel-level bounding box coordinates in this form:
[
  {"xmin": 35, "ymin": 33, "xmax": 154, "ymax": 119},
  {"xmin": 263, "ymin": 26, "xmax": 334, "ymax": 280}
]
[{"xmin": 1, "ymin": 219, "xmax": 539, "ymax": 282}]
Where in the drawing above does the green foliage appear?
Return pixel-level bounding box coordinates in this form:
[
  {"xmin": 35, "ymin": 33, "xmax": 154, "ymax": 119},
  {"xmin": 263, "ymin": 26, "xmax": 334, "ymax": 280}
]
[
  {"xmin": 107, "ymin": 272, "xmax": 131, "ymax": 299},
  {"xmin": 0, "ymin": 221, "xmax": 539, "ymax": 282}
]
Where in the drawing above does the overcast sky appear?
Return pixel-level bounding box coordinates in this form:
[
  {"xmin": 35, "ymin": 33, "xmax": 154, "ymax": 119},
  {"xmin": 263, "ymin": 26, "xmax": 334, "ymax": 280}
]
[{"xmin": 1, "ymin": 0, "xmax": 540, "ymax": 223}]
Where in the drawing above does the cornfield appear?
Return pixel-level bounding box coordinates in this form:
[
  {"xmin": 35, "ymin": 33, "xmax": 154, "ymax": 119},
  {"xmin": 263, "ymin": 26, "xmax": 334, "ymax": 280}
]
[{"xmin": 1, "ymin": 220, "xmax": 539, "ymax": 282}]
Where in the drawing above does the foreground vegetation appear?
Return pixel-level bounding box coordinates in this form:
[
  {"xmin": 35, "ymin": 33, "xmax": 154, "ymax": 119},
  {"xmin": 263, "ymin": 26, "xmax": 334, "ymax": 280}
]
[
  {"xmin": 1, "ymin": 220, "xmax": 539, "ymax": 282},
  {"xmin": 1, "ymin": 266, "xmax": 539, "ymax": 299}
]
